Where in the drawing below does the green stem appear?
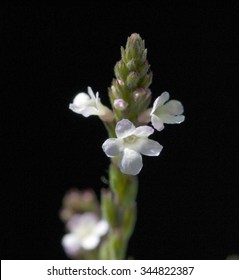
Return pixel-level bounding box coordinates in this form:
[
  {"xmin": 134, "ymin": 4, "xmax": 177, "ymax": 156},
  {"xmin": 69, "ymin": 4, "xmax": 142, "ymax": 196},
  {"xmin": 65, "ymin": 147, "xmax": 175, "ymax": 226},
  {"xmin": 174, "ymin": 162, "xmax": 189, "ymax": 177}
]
[{"xmin": 101, "ymin": 160, "xmax": 138, "ymax": 259}]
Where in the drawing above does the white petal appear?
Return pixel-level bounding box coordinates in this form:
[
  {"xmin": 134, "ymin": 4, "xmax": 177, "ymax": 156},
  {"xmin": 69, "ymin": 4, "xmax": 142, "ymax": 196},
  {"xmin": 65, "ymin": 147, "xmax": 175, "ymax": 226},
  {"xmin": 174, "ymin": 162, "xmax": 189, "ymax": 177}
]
[
  {"xmin": 78, "ymin": 106, "xmax": 99, "ymax": 117},
  {"xmin": 115, "ymin": 119, "xmax": 136, "ymax": 138},
  {"xmin": 151, "ymin": 114, "xmax": 164, "ymax": 131},
  {"xmin": 138, "ymin": 139, "xmax": 163, "ymax": 156},
  {"xmin": 62, "ymin": 233, "xmax": 81, "ymax": 256},
  {"xmin": 87, "ymin": 86, "xmax": 96, "ymax": 99},
  {"xmin": 163, "ymin": 100, "xmax": 184, "ymax": 115},
  {"xmin": 67, "ymin": 213, "xmax": 97, "ymax": 232},
  {"xmin": 78, "ymin": 212, "xmax": 98, "ymax": 225},
  {"xmin": 159, "ymin": 114, "xmax": 185, "ymax": 124},
  {"xmin": 66, "ymin": 214, "xmax": 82, "ymax": 232},
  {"xmin": 95, "ymin": 220, "xmax": 109, "ymax": 236},
  {"xmin": 73, "ymin": 92, "xmax": 90, "ymax": 106},
  {"xmin": 134, "ymin": 125, "xmax": 154, "ymax": 137},
  {"xmin": 102, "ymin": 138, "xmax": 122, "ymax": 157},
  {"xmin": 81, "ymin": 235, "xmax": 100, "ymax": 250},
  {"xmin": 151, "ymin": 92, "xmax": 170, "ymax": 114},
  {"xmin": 119, "ymin": 148, "xmax": 143, "ymax": 175}
]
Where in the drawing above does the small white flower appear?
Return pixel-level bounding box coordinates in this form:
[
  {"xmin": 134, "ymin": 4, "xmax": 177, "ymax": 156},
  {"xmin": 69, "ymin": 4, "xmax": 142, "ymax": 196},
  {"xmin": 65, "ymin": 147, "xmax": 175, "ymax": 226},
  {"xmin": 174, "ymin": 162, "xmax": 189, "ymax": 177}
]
[
  {"xmin": 61, "ymin": 212, "xmax": 109, "ymax": 257},
  {"xmin": 102, "ymin": 119, "xmax": 163, "ymax": 175},
  {"xmin": 138, "ymin": 92, "xmax": 185, "ymax": 131},
  {"xmin": 69, "ymin": 87, "xmax": 114, "ymax": 122}
]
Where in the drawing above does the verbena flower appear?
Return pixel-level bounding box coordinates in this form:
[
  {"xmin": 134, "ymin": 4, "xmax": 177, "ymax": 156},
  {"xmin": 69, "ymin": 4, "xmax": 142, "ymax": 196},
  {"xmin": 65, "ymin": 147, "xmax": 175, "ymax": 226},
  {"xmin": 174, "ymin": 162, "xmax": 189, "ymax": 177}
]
[
  {"xmin": 61, "ymin": 212, "xmax": 109, "ymax": 257},
  {"xmin": 69, "ymin": 87, "xmax": 114, "ymax": 122},
  {"xmin": 138, "ymin": 92, "xmax": 185, "ymax": 131},
  {"xmin": 102, "ymin": 119, "xmax": 163, "ymax": 175}
]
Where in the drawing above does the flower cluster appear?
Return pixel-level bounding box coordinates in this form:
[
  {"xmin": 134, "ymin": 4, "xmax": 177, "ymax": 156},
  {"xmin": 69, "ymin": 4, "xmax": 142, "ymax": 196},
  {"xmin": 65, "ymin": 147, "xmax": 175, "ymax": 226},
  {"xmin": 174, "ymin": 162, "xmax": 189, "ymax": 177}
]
[
  {"xmin": 70, "ymin": 88, "xmax": 184, "ymax": 175},
  {"xmin": 66, "ymin": 33, "xmax": 185, "ymax": 260},
  {"xmin": 60, "ymin": 189, "xmax": 108, "ymax": 258},
  {"xmin": 62, "ymin": 212, "xmax": 108, "ymax": 257}
]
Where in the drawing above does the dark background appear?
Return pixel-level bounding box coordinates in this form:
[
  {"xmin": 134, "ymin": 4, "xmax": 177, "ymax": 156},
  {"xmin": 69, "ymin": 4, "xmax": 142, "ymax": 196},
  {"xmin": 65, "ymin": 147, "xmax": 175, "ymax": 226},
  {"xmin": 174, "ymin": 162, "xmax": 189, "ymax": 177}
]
[{"xmin": 2, "ymin": 2, "xmax": 238, "ymax": 259}]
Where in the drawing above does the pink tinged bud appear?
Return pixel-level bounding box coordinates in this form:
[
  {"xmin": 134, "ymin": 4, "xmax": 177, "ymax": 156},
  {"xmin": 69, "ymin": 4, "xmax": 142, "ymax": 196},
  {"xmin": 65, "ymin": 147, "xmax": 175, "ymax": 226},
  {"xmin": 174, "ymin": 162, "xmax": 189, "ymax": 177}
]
[
  {"xmin": 133, "ymin": 88, "xmax": 151, "ymax": 101},
  {"xmin": 113, "ymin": 99, "xmax": 128, "ymax": 111},
  {"xmin": 117, "ymin": 79, "xmax": 124, "ymax": 86}
]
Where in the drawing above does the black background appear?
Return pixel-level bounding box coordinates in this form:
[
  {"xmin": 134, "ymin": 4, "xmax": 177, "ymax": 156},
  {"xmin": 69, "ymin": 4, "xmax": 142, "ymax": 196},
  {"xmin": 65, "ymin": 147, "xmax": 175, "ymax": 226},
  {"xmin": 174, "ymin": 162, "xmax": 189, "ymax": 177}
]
[{"xmin": 2, "ymin": 2, "xmax": 238, "ymax": 259}]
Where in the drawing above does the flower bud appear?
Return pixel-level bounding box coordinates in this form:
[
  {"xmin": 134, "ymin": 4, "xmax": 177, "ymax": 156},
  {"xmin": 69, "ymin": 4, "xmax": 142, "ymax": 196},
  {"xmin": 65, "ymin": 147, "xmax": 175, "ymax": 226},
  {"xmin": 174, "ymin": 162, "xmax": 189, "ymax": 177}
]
[
  {"xmin": 125, "ymin": 33, "xmax": 145, "ymax": 60},
  {"xmin": 113, "ymin": 98, "xmax": 128, "ymax": 111},
  {"xmin": 126, "ymin": 59, "xmax": 136, "ymax": 71},
  {"xmin": 140, "ymin": 72, "xmax": 153, "ymax": 88},
  {"xmin": 114, "ymin": 60, "xmax": 128, "ymax": 80},
  {"xmin": 133, "ymin": 88, "xmax": 151, "ymax": 102},
  {"xmin": 126, "ymin": 71, "xmax": 140, "ymax": 89}
]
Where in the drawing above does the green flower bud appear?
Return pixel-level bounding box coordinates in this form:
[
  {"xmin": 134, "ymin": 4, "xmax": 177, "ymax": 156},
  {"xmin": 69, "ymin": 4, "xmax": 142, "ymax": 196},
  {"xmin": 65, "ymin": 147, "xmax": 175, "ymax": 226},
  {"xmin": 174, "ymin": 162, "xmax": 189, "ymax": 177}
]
[
  {"xmin": 126, "ymin": 71, "xmax": 140, "ymax": 89},
  {"xmin": 125, "ymin": 33, "xmax": 145, "ymax": 60},
  {"xmin": 114, "ymin": 60, "xmax": 128, "ymax": 81},
  {"xmin": 139, "ymin": 72, "xmax": 153, "ymax": 88},
  {"xmin": 126, "ymin": 59, "xmax": 136, "ymax": 71}
]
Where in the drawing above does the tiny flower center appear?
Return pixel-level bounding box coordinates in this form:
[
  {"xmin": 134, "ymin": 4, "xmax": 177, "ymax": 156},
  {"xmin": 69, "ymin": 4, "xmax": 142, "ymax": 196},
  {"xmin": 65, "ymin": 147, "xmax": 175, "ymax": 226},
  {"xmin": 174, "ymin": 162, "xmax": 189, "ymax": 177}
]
[{"xmin": 124, "ymin": 135, "xmax": 137, "ymax": 144}]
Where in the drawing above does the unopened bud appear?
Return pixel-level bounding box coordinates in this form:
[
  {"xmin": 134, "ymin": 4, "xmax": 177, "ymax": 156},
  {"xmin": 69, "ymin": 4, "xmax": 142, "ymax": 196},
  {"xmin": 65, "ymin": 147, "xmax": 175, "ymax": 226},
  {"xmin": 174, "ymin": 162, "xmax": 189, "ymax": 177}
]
[
  {"xmin": 133, "ymin": 88, "xmax": 151, "ymax": 102},
  {"xmin": 114, "ymin": 60, "xmax": 128, "ymax": 80},
  {"xmin": 126, "ymin": 59, "xmax": 136, "ymax": 71},
  {"xmin": 113, "ymin": 98, "xmax": 128, "ymax": 111},
  {"xmin": 140, "ymin": 72, "xmax": 153, "ymax": 88},
  {"xmin": 126, "ymin": 71, "xmax": 140, "ymax": 89},
  {"xmin": 126, "ymin": 33, "xmax": 145, "ymax": 60}
]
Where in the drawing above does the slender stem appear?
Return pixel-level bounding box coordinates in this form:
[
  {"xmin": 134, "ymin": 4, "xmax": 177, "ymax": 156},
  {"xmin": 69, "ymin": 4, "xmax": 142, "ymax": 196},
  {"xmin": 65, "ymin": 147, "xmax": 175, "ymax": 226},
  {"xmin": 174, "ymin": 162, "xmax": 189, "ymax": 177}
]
[{"xmin": 108, "ymin": 161, "xmax": 138, "ymax": 259}]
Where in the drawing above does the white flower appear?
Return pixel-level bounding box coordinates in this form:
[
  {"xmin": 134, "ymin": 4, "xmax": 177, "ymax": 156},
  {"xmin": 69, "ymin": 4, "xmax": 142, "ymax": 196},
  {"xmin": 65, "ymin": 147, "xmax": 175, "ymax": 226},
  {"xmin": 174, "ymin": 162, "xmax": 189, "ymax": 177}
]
[
  {"xmin": 69, "ymin": 87, "xmax": 114, "ymax": 122},
  {"xmin": 61, "ymin": 212, "xmax": 109, "ymax": 257},
  {"xmin": 138, "ymin": 92, "xmax": 185, "ymax": 131},
  {"xmin": 102, "ymin": 119, "xmax": 163, "ymax": 175}
]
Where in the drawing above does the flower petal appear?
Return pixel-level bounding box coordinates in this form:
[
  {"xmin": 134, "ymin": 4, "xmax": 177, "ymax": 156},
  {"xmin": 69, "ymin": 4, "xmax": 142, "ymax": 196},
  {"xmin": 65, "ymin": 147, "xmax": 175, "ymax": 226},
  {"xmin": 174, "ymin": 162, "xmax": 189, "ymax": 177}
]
[
  {"xmin": 62, "ymin": 233, "xmax": 82, "ymax": 257},
  {"xmin": 95, "ymin": 220, "xmax": 109, "ymax": 236},
  {"xmin": 75, "ymin": 106, "xmax": 99, "ymax": 117},
  {"xmin": 159, "ymin": 114, "xmax": 185, "ymax": 124},
  {"xmin": 81, "ymin": 235, "xmax": 100, "ymax": 250},
  {"xmin": 115, "ymin": 119, "xmax": 136, "ymax": 138},
  {"xmin": 72, "ymin": 92, "xmax": 90, "ymax": 106},
  {"xmin": 151, "ymin": 92, "xmax": 170, "ymax": 114},
  {"xmin": 138, "ymin": 139, "xmax": 163, "ymax": 156},
  {"xmin": 151, "ymin": 114, "xmax": 164, "ymax": 131},
  {"xmin": 102, "ymin": 138, "xmax": 122, "ymax": 157},
  {"xmin": 119, "ymin": 148, "xmax": 143, "ymax": 175},
  {"xmin": 87, "ymin": 86, "xmax": 96, "ymax": 99},
  {"xmin": 67, "ymin": 212, "xmax": 99, "ymax": 233},
  {"xmin": 163, "ymin": 100, "xmax": 184, "ymax": 115},
  {"xmin": 134, "ymin": 125, "xmax": 154, "ymax": 137}
]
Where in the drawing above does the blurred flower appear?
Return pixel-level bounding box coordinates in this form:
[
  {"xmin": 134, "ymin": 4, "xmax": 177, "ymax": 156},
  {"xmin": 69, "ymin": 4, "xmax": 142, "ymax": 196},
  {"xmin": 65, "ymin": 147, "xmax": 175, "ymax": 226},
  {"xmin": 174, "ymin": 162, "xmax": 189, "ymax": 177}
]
[
  {"xmin": 59, "ymin": 189, "xmax": 99, "ymax": 222},
  {"xmin": 62, "ymin": 212, "xmax": 109, "ymax": 257},
  {"xmin": 102, "ymin": 119, "xmax": 162, "ymax": 175},
  {"xmin": 138, "ymin": 92, "xmax": 185, "ymax": 131},
  {"xmin": 69, "ymin": 87, "xmax": 114, "ymax": 122}
]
